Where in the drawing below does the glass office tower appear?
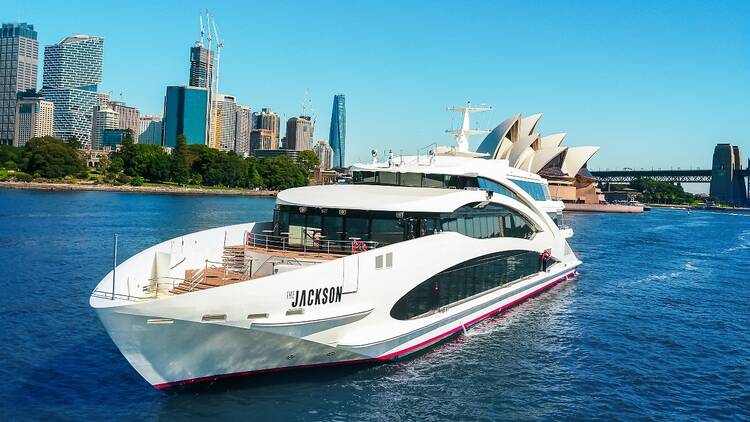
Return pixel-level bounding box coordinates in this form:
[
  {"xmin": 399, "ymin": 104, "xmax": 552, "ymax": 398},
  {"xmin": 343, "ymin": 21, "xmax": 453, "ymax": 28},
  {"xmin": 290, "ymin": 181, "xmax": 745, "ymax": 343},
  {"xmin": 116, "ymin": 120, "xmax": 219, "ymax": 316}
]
[
  {"xmin": 40, "ymin": 34, "xmax": 103, "ymax": 145},
  {"xmin": 329, "ymin": 94, "xmax": 346, "ymax": 168},
  {"xmin": 163, "ymin": 85, "xmax": 208, "ymax": 147}
]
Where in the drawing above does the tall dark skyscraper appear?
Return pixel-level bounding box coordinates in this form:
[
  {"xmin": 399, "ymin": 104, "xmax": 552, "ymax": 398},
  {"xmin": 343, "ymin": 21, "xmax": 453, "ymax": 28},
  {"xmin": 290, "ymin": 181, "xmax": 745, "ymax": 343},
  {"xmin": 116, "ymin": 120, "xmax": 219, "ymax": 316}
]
[
  {"xmin": 0, "ymin": 22, "xmax": 39, "ymax": 145},
  {"xmin": 329, "ymin": 94, "xmax": 345, "ymax": 168},
  {"xmin": 189, "ymin": 44, "xmax": 213, "ymax": 88}
]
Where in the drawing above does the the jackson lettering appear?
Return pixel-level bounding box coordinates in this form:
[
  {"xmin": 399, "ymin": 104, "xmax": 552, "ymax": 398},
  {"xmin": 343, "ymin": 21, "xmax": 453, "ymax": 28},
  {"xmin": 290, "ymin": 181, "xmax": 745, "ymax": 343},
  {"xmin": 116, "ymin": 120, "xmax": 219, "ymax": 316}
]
[{"xmin": 290, "ymin": 286, "xmax": 343, "ymax": 308}]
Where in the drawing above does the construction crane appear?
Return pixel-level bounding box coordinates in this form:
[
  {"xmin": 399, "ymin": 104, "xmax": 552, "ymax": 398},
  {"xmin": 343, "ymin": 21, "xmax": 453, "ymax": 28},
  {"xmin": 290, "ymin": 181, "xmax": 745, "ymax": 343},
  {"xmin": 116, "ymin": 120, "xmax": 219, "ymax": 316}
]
[
  {"xmin": 212, "ymin": 17, "xmax": 223, "ymax": 97},
  {"xmin": 198, "ymin": 14, "xmax": 205, "ymax": 46}
]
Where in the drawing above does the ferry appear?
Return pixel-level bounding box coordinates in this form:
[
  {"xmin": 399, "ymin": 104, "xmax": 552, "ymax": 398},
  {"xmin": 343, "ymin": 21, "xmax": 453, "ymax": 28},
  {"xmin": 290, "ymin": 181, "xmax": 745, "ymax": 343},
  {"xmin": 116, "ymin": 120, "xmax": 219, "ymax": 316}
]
[{"xmin": 90, "ymin": 106, "xmax": 581, "ymax": 389}]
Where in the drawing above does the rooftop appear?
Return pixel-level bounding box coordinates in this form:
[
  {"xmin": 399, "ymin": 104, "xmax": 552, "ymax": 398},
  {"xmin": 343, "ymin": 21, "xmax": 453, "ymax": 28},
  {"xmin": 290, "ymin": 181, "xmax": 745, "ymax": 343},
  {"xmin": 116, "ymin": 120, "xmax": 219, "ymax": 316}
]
[{"xmin": 277, "ymin": 184, "xmax": 484, "ymax": 213}]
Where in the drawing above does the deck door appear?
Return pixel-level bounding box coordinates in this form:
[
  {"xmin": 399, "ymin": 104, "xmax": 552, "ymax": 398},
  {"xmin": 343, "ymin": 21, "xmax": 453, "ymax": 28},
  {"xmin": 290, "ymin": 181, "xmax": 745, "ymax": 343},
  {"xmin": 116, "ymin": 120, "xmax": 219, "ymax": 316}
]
[{"xmin": 342, "ymin": 255, "xmax": 359, "ymax": 293}]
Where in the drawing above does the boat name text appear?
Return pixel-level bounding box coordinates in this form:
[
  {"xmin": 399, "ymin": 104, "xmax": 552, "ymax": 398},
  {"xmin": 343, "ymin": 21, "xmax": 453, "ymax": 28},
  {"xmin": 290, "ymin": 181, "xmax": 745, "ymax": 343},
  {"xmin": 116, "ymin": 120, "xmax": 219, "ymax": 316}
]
[{"xmin": 289, "ymin": 286, "xmax": 343, "ymax": 308}]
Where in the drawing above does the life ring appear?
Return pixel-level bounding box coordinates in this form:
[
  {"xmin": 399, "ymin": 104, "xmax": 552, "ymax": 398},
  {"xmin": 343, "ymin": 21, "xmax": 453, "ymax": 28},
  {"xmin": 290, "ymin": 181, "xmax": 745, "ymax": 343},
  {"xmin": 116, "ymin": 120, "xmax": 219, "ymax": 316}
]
[{"xmin": 351, "ymin": 241, "xmax": 368, "ymax": 253}]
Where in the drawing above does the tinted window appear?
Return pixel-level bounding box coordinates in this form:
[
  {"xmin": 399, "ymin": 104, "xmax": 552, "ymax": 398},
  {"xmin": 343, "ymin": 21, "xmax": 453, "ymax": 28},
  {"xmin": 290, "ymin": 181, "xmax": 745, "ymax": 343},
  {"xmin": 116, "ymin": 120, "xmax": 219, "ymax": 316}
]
[
  {"xmin": 440, "ymin": 202, "xmax": 537, "ymax": 240},
  {"xmin": 477, "ymin": 177, "xmax": 518, "ymax": 200},
  {"xmin": 510, "ymin": 179, "xmax": 551, "ymax": 201},
  {"xmin": 423, "ymin": 173, "xmax": 446, "ymax": 188},
  {"xmin": 371, "ymin": 217, "xmax": 404, "ymax": 245},
  {"xmin": 346, "ymin": 216, "xmax": 370, "ymax": 240},
  {"xmin": 391, "ymin": 250, "xmax": 542, "ymax": 320},
  {"xmin": 400, "ymin": 173, "xmax": 423, "ymax": 187},
  {"xmin": 377, "ymin": 172, "xmax": 398, "ymax": 185}
]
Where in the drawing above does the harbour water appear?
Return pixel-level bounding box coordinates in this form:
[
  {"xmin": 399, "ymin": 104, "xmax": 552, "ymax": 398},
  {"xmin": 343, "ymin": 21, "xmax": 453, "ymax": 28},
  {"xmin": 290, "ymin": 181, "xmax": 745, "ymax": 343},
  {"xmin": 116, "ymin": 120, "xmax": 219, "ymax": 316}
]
[{"xmin": 1, "ymin": 190, "xmax": 748, "ymax": 420}]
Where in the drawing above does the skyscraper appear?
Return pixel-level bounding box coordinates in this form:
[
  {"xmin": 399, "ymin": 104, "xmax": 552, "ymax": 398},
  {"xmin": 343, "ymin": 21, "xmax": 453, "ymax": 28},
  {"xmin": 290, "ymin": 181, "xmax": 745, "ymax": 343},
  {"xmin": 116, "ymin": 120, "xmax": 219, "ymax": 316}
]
[
  {"xmin": 329, "ymin": 94, "xmax": 346, "ymax": 168},
  {"xmin": 189, "ymin": 44, "xmax": 213, "ymax": 88},
  {"xmin": 253, "ymin": 108, "xmax": 280, "ymax": 147},
  {"xmin": 163, "ymin": 85, "xmax": 208, "ymax": 147},
  {"xmin": 91, "ymin": 106, "xmax": 119, "ymax": 149},
  {"xmin": 313, "ymin": 140, "xmax": 334, "ymax": 170},
  {"xmin": 110, "ymin": 101, "xmax": 140, "ymax": 143},
  {"xmin": 250, "ymin": 129, "xmax": 277, "ymax": 152},
  {"xmin": 286, "ymin": 115, "xmax": 314, "ymax": 151},
  {"xmin": 0, "ymin": 22, "xmax": 39, "ymax": 145},
  {"xmin": 235, "ymin": 106, "xmax": 252, "ymax": 156},
  {"xmin": 212, "ymin": 94, "xmax": 237, "ymax": 151},
  {"xmin": 138, "ymin": 115, "xmax": 162, "ymax": 145},
  {"xmin": 40, "ymin": 34, "xmax": 104, "ymax": 145},
  {"xmin": 14, "ymin": 91, "xmax": 53, "ymax": 147}
]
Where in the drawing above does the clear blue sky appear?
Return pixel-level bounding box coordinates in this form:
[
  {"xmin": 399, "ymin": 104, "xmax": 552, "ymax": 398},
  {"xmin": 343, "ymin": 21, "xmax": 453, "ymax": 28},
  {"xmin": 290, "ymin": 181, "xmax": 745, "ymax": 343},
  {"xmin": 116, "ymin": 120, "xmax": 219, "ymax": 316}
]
[{"xmin": 5, "ymin": 0, "xmax": 749, "ymax": 174}]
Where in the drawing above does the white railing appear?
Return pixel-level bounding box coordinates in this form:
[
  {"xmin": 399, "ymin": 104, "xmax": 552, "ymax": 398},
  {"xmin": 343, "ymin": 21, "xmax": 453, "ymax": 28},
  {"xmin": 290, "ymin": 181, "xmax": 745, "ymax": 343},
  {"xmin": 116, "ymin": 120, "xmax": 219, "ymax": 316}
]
[{"xmin": 245, "ymin": 231, "xmax": 379, "ymax": 255}]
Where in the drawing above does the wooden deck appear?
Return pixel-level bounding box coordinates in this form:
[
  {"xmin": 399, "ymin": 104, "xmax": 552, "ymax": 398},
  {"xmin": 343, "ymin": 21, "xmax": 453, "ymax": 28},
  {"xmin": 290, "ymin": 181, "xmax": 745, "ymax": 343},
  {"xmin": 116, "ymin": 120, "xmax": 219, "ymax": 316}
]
[
  {"xmin": 170, "ymin": 268, "xmax": 251, "ymax": 294},
  {"xmin": 169, "ymin": 244, "xmax": 340, "ymax": 295}
]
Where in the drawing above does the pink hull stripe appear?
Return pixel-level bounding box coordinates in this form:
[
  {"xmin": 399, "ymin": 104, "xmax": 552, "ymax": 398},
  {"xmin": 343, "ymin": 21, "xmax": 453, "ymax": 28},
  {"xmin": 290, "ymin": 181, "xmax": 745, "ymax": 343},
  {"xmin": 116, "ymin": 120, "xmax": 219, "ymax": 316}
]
[
  {"xmin": 153, "ymin": 271, "xmax": 574, "ymax": 390},
  {"xmin": 376, "ymin": 271, "xmax": 574, "ymax": 360}
]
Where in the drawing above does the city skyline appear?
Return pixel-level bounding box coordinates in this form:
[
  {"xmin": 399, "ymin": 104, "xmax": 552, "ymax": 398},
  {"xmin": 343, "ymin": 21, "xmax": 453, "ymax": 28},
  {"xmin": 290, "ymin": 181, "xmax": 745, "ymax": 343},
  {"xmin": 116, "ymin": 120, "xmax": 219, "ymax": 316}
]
[{"xmin": 2, "ymin": 0, "xmax": 748, "ymax": 170}]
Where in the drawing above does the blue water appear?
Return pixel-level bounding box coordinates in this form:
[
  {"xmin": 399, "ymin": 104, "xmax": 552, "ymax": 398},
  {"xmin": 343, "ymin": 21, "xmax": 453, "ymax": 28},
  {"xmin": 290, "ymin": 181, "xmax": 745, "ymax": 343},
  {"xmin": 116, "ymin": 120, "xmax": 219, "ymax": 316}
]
[{"xmin": 1, "ymin": 190, "xmax": 749, "ymax": 421}]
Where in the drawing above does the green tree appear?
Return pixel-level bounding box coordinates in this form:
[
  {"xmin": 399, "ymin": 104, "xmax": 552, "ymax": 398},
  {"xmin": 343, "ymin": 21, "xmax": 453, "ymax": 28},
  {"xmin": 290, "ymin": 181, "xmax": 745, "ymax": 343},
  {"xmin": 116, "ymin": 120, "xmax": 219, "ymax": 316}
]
[
  {"xmin": 257, "ymin": 156, "xmax": 308, "ymax": 190},
  {"xmin": 171, "ymin": 134, "xmax": 191, "ymax": 185},
  {"xmin": 22, "ymin": 136, "xmax": 85, "ymax": 178},
  {"xmin": 0, "ymin": 145, "xmax": 22, "ymax": 168},
  {"xmin": 298, "ymin": 150, "xmax": 320, "ymax": 173},
  {"xmin": 629, "ymin": 178, "xmax": 695, "ymax": 204}
]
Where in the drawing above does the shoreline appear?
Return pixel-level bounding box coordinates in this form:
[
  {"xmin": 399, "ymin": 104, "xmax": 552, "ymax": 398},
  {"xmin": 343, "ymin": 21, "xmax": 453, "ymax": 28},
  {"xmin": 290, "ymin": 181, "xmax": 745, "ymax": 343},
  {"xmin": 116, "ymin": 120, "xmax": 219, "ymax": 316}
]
[{"xmin": 0, "ymin": 181, "xmax": 278, "ymax": 197}]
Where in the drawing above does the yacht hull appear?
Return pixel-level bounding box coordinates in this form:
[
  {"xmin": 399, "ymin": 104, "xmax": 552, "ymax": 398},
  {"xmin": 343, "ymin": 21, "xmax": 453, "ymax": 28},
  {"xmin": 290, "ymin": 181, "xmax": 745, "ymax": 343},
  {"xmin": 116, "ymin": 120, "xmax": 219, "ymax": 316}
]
[{"xmin": 95, "ymin": 267, "xmax": 575, "ymax": 389}]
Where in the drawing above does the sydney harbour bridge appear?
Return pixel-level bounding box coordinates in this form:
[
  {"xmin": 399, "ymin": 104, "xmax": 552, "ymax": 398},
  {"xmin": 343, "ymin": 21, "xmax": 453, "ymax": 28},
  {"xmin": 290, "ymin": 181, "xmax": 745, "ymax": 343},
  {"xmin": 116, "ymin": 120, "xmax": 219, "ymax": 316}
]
[{"xmin": 590, "ymin": 144, "xmax": 749, "ymax": 206}]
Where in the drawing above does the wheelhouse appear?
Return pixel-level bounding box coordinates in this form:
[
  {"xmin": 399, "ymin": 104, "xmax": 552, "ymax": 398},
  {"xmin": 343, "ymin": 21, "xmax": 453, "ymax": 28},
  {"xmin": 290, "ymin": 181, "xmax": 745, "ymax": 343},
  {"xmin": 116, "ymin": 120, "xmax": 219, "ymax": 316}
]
[{"xmin": 271, "ymin": 200, "xmax": 539, "ymax": 253}]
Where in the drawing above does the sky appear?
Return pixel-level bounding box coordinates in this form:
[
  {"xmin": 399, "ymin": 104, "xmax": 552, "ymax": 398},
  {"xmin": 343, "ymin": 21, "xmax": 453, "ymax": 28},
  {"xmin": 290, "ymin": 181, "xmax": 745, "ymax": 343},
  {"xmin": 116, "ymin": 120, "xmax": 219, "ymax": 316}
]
[{"xmin": 4, "ymin": 0, "xmax": 749, "ymax": 184}]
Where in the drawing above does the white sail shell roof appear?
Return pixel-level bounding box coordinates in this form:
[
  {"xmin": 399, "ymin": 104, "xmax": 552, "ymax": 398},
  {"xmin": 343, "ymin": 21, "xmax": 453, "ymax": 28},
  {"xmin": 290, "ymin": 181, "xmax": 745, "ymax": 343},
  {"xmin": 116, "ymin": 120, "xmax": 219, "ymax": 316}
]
[{"xmin": 478, "ymin": 113, "xmax": 599, "ymax": 178}]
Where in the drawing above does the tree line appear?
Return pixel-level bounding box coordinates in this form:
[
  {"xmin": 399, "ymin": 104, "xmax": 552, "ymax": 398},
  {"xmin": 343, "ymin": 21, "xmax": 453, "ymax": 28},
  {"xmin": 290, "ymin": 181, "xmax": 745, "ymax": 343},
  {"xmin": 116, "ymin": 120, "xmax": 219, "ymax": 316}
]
[
  {"xmin": 628, "ymin": 178, "xmax": 698, "ymax": 204},
  {"xmin": 0, "ymin": 133, "xmax": 319, "ymax": 191}
]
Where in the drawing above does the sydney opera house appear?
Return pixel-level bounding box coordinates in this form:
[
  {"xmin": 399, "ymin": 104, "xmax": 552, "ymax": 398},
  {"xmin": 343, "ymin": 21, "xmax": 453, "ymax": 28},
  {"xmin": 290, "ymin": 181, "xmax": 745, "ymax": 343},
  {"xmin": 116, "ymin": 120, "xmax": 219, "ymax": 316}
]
[{"xmin": 477, "ymin": 113, "xmax": 604, "ymax": 204}]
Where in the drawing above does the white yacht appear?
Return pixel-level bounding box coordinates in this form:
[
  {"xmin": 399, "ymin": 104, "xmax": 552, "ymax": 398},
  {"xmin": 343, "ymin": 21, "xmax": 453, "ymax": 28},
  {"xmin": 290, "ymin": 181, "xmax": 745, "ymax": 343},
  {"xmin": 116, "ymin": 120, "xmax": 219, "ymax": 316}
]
[{"xmin": 90, "ymin": 106, "xmax": 581, "ymax": 389}]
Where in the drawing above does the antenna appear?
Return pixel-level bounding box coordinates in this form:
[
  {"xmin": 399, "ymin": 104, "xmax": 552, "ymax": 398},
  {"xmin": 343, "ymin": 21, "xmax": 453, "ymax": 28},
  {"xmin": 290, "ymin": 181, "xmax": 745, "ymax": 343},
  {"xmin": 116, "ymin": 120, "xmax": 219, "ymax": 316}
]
[{"xmin": 445, "ymin": 100, "xmax": 492, "ymax": 152}]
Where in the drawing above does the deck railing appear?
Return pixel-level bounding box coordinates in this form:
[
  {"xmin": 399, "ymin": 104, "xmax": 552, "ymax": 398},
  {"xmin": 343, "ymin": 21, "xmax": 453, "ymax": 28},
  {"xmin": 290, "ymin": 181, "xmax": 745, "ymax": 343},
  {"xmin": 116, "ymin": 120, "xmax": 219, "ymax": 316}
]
[{"xmin": 245, "ymin": 231, "xmax": 379, "ymax": 255}]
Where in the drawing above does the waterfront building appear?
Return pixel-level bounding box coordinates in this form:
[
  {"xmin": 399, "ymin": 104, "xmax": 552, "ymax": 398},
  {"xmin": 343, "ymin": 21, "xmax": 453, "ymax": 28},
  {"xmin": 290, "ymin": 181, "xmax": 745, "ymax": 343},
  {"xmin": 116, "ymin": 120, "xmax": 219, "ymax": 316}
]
[
  {"xmin": 14, "ymin": 91, "xmax": 53, "ymax": 147},
  {"xmin": 250, "ymin": 128, "xmax": 277, "ymax": 152},
  {"xmin": 212, "ymin": 94, "xmax": 237, "ymax": 151},
  {"xmin": 477, "ymin": 113, "xmax": 602, "ymax": 204},
  {"xmin": 100, "ymin": 128, "xmax": 128, "ymax": 148},
  {"xmin": 235, "ymin": 106, "xmax": 252, "ymax": 156},
  {"xmin": 138, "ymin": 115, "xmax": 162, "ymax": 145},
  {"xmin": 286, "ymin": 115, "xmax": 314, "ymax": 151},
  {"xmin": 710, "ymin": 144, "xmax": 748, "ymax": 206},
  {"xmin": 91, "ymin": 106, "xmax": 119, "ymax": 149},
  {"xmin": 40, "ymin": 34, "xmax": 104, "ymax": 146},
  {"xmin": 0, "ymin": 22, "xmax": 39, "ymax": 145},
  {"xmin": 313, "ymin": 139, "xmax": 334, "ymax": 170},
  {"xmin": 110, "ymin": 101, "xmax": 140, "ymax": 143},
  {"xmin": 329, "ymin": 94, "xmax": 346, "ymax": 168},
  {"xmin": 252, "ymin": 108, "xmax": 280, "ymax": 147},
  {"xmin": 189, "ymin": 44, "xmax": 213, "ymax": 89},
  {"xmin": 163, "ymin": 85, "xmax": 208, "ymax": 147}
]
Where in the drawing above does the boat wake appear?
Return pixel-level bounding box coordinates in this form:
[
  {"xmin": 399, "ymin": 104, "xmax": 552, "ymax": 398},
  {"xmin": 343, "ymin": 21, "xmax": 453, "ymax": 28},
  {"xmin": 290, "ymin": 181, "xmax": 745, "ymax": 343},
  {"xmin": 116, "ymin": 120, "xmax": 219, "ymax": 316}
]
[{"xmin": 724, "ymin": 229, "xmax": 750, "ymax": 253}]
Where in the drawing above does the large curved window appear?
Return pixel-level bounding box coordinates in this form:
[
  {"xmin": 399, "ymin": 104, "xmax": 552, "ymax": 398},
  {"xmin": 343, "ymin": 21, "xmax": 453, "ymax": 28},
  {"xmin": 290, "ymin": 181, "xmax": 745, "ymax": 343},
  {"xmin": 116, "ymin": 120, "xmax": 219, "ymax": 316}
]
[
  {"xmin": 390, "ymin": 250, "xmax": 542, "ymax": 320},
  {"xmin": 272, "ymin": 201, "xmax": 537, "ymax": 252},
  {"xmin": 440, "ymin": 202, "xmax": 537, "ymax": 240},
  {"xmin": 509, "ymin": 178, "xmax": 551, "ymax": 201}
]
